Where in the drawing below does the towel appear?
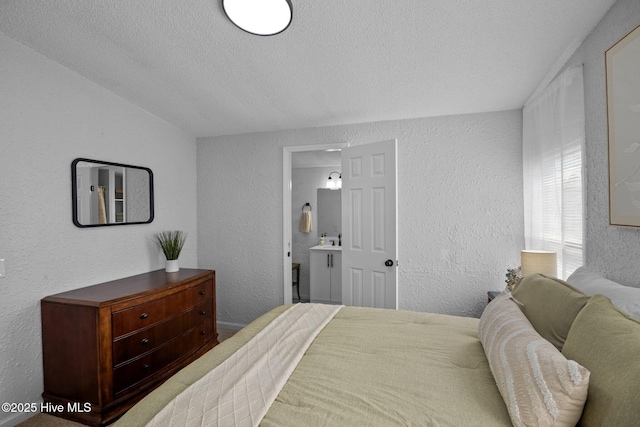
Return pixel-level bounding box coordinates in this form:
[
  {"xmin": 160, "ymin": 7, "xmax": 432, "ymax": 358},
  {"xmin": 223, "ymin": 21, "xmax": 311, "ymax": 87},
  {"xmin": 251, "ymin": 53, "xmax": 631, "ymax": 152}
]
[
  {"xmin": 97, "ymin": 186, "xmax": 107, "ymax": 224},
  {"xmin": 299, "ymin": 210, "xmax": 312, "ymax": 233}
]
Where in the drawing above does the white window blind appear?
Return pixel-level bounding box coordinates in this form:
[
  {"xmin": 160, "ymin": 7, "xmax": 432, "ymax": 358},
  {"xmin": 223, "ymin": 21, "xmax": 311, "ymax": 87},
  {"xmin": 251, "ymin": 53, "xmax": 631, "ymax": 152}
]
[{"xmin": 523, "ymin": 65, "xmax": 585, "ymax": 279}]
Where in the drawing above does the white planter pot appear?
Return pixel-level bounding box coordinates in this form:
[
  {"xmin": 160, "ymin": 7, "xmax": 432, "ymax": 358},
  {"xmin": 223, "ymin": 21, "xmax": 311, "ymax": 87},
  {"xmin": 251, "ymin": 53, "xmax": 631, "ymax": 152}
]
[{"xmin": 165, "ymin": 259, "xmax": 179, "ymax": 273}]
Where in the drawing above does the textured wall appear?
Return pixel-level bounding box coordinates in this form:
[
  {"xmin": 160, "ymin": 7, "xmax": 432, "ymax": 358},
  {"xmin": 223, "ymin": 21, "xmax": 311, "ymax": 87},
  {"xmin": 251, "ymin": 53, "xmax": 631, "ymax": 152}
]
[
  {"xmin": 197, "ymin": 110, "xmax": 524, "ymax": 327},
  {"xmin": 0, "ymin": 36, "xmax": 198, "ymax": 425},
  {"xmin": 561, "ymin": 0, "xmax": 640, "ymax": 286}
]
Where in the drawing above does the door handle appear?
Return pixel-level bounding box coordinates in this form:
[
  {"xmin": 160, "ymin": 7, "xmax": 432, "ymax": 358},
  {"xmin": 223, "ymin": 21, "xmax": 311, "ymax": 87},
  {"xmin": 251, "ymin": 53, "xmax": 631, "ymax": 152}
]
[
  {"xmin": 327, "ymin": 254, "xmax": 330, "ymax": 268},
  {"xmin": 385, "ymin": 259, "xmax": 394, "ymax": 267},
  {"xmin": 330, "ymin": 253, "xmax": 334, "ymax": 268}
]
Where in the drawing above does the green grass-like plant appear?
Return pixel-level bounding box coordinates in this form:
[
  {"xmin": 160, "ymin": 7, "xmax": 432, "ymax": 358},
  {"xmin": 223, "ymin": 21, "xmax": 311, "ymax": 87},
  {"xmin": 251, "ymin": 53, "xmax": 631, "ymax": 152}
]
[{"xmin": 156, "ymin": 230, "xmax": 186, "ymax": 260}]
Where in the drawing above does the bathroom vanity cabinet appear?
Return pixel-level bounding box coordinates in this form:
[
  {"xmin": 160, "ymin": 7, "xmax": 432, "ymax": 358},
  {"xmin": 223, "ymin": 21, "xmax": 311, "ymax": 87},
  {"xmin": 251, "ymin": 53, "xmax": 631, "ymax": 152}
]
[{"xmin": 310, "ymin": 246, "xmax": 342, "ymax": 304}]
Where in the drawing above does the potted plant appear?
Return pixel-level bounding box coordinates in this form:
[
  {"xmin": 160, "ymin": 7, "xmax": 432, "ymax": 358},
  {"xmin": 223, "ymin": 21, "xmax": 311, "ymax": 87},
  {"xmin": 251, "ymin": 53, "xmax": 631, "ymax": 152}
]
[
  {"xmin": 505, "ymin": 266, "xmax": 522, "ymax": 291},
  {"xmin": 156, "ymin": 230, "xmax": 186, "ymax": 272}
]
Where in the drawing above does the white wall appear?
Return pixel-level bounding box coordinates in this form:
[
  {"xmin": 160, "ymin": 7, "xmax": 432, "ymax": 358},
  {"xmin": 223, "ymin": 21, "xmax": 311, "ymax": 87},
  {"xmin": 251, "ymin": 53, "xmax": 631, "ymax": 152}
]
[
  {"xmin": 0, "ymin": 35, "xmax": 198, "ymax": 426},
  {"xmin": 197, "ymin": 110, "xmax": 524, "ymax": 327},
  {"xmin": 560, "ymin": 0, "xmax": 640, "ymax": 286}
]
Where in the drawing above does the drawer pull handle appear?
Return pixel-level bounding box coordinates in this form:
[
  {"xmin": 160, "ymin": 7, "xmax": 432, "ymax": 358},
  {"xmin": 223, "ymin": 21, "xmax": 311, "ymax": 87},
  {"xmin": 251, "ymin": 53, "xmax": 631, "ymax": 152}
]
[
  {"xmin": 200, "ymin": 330, "xmax": 206, "ymax": 335},
  {"xmin": 199, "ymin": 291, "xmax": 206, "ymax": 296},
  {"xmin": 142, "ymin": 364, "xmax": 150, "ymax": 370},
  {"xmin": 200, "ymin": 310, "xmax": 206, "ymax": 315},
  {"xmin": 140, "ymin": 313, "xmax": 149, "ymax": 319},
  {"xmin": 140, "ymin": 338, "xmax": 149, "ymax": 345}
]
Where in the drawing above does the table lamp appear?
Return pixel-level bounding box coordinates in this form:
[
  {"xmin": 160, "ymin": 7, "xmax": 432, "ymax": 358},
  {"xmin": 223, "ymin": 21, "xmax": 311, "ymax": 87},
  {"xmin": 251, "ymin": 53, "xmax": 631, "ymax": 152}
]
[{"xmin": 521, "ymin": 250, "xmax": 557, "ymax": 278}]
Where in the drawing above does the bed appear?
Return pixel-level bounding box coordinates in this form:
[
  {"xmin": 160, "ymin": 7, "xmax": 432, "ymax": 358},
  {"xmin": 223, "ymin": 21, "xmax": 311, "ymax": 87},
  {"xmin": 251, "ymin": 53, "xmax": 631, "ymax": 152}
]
[{"xmin": 115, "ymin": 270, "xmax": 640, "ymax": 427}]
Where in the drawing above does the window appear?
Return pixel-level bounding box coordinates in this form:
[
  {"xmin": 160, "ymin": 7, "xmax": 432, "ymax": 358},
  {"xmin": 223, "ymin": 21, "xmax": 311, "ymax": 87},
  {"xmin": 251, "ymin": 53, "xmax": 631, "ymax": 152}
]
[{"xmin": 523, "ymin": 65, "xmax": 585, "ymax": 279}]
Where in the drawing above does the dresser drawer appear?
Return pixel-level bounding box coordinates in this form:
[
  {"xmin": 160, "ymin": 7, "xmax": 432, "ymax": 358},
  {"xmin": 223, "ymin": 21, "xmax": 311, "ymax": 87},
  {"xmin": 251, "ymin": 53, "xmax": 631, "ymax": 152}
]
[
  {"xmin": 112, "ymin": 299, "xmax": 212, "ymax": 365},
  {"xmin": 113, "ymin": 318, "xmax": 214, "ymax": 394},
  {"xmin": 112, "ymin": 279, "xmax": 212, "ymax": 338}
]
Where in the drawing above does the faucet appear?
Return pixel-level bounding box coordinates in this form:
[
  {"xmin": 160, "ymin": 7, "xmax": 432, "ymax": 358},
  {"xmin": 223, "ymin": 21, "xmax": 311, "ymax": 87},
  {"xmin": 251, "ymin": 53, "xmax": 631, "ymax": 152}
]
[
  {"xmin": 338, "ymin": 233, "xmax": 342, "ymax": 246},
  {"xmin": 330, "ymin": 240, "xmax": 335, "ymax": 246}
]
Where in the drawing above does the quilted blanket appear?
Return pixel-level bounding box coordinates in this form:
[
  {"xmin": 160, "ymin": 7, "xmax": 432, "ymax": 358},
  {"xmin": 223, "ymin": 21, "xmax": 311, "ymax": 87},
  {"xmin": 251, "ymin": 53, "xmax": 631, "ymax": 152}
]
[{"xmin": 144, "ymin": 303, "xmax": 342, "ymax": 427}]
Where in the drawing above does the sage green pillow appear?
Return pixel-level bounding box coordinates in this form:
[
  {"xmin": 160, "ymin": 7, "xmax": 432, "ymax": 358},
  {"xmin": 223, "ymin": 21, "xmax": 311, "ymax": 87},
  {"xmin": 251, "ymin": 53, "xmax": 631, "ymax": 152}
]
[
  {"xmin": 561, "ymin": 295, "xmax": 640, "ymax": 426},
  {"xmin": 511, "ymin": 274, "xmax": 589, "ymax": 350}
]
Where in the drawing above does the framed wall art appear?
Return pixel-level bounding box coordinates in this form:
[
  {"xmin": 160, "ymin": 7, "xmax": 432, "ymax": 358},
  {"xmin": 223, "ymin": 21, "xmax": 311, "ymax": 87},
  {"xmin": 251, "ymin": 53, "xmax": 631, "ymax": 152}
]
[{"xmin": 607, "ymin": 23, "xmax": 640, "ymax": 227}]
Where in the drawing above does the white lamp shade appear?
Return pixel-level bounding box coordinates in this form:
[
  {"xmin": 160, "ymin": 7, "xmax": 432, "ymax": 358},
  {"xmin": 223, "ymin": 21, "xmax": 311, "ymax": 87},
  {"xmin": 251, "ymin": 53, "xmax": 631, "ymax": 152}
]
[{"xmin": 521, "ymin": 250, "xmax": 557, "ymax": 277}]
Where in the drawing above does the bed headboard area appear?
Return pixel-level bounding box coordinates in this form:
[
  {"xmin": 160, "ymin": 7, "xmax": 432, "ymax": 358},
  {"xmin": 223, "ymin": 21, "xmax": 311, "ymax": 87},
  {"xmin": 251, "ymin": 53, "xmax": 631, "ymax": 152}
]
[{"xmin": 501, "ymin": 271, "xmax": 640, "ymax": 426}]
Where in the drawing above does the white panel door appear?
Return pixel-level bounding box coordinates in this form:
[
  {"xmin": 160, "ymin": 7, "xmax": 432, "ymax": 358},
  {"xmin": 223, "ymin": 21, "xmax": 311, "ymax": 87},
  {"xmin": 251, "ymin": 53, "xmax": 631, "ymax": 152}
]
[
  {"xmin": 76, "ymin": 166, "xmax": 92, "ymax": 225},
  {"xmin": 341, "ymin": 140, "xmax": 398, "ymax": 309}
]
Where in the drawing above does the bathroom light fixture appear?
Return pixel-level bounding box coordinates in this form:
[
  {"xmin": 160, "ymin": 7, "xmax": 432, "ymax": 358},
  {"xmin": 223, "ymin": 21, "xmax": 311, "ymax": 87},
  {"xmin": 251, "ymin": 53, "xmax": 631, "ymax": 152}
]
[
  {"xmin": 327, "ymin": 172, "xmax": 342, "ymax": 190},
  {"xmin": 222, "ymin": 0, "xmax": 293, "ymax": 36}
]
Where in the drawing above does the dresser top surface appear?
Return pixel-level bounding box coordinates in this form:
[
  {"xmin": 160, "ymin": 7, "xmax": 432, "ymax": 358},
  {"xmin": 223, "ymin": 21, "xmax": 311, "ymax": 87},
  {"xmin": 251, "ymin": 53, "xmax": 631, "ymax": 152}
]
[{"xmin": 42, "ymin": 269, "xmax": 214, "ymax": 306}]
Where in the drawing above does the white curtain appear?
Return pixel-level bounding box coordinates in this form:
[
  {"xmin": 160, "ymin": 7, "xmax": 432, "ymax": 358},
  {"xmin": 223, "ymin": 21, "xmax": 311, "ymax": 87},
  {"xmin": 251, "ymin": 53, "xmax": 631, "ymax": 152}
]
[{"xmin": 523, "ymin": 65, "xmax": 585, "ymax": 279}]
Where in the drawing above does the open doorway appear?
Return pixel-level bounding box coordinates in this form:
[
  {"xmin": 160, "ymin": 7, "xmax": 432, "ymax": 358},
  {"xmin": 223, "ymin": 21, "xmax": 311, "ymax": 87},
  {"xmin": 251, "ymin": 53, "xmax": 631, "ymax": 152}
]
[
  {"xmin": 291, "ymin": 151, "xmax": 341, "ymax": 303},
  {"xmin": 282, "ymin": 144, "xmax": 346, "ymax": 304}
]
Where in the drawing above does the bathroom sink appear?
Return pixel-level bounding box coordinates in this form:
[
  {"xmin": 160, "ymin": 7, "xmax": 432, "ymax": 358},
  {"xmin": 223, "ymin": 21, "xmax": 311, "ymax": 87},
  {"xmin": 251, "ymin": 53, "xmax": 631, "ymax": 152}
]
[{"xmin": 310, "ymin": 244, "xmax": 342, "ymax": 250}]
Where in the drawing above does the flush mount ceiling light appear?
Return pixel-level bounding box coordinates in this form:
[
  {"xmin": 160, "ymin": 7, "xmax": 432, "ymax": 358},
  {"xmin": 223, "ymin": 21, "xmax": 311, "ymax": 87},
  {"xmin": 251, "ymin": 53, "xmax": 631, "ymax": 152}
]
[{"xmin": 222, "ymin": 0, "xmax": 292, "ymax": 36}]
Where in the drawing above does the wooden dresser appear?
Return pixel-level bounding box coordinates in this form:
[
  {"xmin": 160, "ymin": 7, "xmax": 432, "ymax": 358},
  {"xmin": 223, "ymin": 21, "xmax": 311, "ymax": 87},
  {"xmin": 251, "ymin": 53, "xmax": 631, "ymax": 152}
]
[{"xmin": 41, "ymin": 269, "xmax": 217, "ymax": 426}]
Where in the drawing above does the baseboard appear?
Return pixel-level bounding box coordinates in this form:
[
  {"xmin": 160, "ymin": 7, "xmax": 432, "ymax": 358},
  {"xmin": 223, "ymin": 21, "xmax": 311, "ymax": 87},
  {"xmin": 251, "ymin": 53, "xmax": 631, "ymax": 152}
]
[
  {"xmin": 217, "ymin": 320, "xmax": 246, "ymax": 331},
  {"xmin": 0, "ymin": 408, "xmax": 38, "ymax": 427}
]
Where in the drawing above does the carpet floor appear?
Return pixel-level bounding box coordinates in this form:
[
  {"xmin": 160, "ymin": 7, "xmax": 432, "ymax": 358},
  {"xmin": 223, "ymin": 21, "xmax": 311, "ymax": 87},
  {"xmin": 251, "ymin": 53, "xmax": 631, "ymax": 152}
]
[{"xmin": 18, "ymin": 328, "xmax": 238, "ymax": 426}]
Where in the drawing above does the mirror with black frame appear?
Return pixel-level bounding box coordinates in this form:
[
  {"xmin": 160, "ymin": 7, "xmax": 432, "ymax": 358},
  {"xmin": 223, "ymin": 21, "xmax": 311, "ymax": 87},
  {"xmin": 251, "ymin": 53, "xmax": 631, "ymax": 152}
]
[{"xmin": 71, "ymin": 158, "xmax": 154, "ymax": 227}]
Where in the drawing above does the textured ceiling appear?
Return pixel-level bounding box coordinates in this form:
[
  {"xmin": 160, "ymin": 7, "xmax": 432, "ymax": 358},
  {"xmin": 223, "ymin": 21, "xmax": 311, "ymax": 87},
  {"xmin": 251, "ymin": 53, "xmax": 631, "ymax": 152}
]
[{"xmin": 0, "ymin": 0, "xmax": 617, "ymax": 138}]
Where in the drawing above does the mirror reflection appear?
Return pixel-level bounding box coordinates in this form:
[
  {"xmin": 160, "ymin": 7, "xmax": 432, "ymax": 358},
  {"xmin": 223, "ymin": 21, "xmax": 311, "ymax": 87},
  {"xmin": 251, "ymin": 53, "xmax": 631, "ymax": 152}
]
[
  {"xmin": 72, "ymin": 158, "xmax": 154, "ymax": 227},
  {"xmin": 317, "ymin": 188, "xmax": 341, "ymax": 237}
]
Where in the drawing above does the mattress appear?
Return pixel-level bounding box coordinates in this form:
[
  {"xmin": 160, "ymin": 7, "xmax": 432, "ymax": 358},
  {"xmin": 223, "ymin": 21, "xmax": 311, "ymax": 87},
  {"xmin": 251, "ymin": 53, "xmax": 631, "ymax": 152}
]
[{"xmin": 116, "ymin": 305, "xmax": 512, "ymax": 426}]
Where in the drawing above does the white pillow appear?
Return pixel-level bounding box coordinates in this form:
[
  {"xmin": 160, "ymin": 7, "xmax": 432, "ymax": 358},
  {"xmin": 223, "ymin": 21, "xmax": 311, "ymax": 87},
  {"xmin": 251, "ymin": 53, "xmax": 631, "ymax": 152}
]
[
  {"xmin": 567, "ymin": 267, "xmax": 640, "ymax": 319},
  {"xmin": 479, "ymin": 293, "xmax": 590, "ymax": 427}
]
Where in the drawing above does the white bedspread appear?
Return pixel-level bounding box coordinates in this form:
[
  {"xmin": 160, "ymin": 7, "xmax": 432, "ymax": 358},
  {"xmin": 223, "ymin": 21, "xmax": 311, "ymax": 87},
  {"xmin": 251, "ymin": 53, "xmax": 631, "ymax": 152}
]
[{"xmin": 145, "ymin": 303, "xmax": 342, "ymax": 427}]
